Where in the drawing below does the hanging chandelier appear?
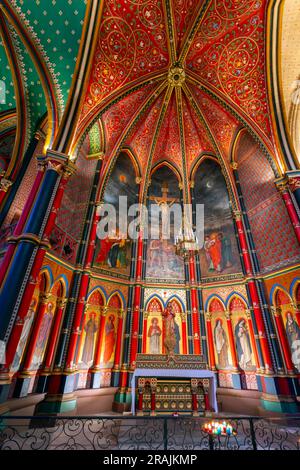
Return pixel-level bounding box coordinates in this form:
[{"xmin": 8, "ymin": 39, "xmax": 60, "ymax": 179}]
[{"xmin": 174, "ymin": 219, "xmax": 201, "ymax": 259}]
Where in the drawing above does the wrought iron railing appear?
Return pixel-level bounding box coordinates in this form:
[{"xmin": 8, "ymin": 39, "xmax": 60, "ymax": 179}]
[{"xmin": 0, "ymin": 416, "xmax": 299, "ymax": 450}]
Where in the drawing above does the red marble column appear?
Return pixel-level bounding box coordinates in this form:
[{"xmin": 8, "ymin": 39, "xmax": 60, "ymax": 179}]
[
  {"xmin": 181, "ymin": 313, "xmax": 188, "ymax": 354},
  {"xmin": 233, "ymin": 210, "xmax": 273, "ymax": 371},
  {"xmin": 277, "ymin": 181, "xmax": 300, "ymax": 244},
  {"xmin": 65, "ymin": 273, "xmax": 90, "ymax": 370},
  {"xmin": 0, "ymin": 159, "xmax": 46, "ymax": 285},
  {"xmin": 129, "ymin": 234, "xmax": 143, "ymax": 369},
  {"xmin": 233, "ymin": 213, "xmax": 252, "ymax": 276},
  {"xmin": 204, "ymin": 390, "xmax": 210, "ymax": 412},
  {"xmin": 150, "ymin": 390, "xmax": 156, "ymax": 415},
  {"xmin": 138, "ymin": 388, "xmax": 144, "ymax": 414},
  {"xmin": 43, "ymin": 298, "xmax": 66, "ymax": 370},
  {"xmin": 206, "ymin": 316, "xmax": 216, "ymax": 370},
  {"xmin": 0, "ymin": 178, "xmax": 13, "ymax": 208},
  {"xmin": 246, "ymin": 310, "xmax": 260, "ymax": 369},
  {"xmin": 295, "ymin": 305, "xmax": 300, "ymax": 328},
  {"xmin": 113, "ymin": 310, "xmax": 124, "ymax": 371},
  {"xmin": 4, "ymin": 163, "xmax": 73, "ymax": 368},
  {"xmin": 247, "ymin": 280, "xmax": 273, "ymax": 371},
  {"xmin": 272, "ymin": 307, "xmax": 294, "ymax": 373},
  {"xmin": 189, "ymin": 256, "xmax": 201, "ymax": 354},
  {"xmin": 22, "ymin": 293, "xmax": 51, "ymax": 371},
  {"xmin": 192, "ymin": 391, "xmax": 198, "ymax": 414},
  {"xmin": 226, "ymin": 312, "xmax": 239, "ymax": 369},
  {"xmin": 142, "ymin": 314, "xmax": 148, "ymax": 353}
]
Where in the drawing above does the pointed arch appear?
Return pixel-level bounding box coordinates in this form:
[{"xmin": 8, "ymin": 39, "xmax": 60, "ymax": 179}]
[
  {"xmin": 87, "ymin": 286, "xmax": 107, "ymax": 305},
  {"xmin": 39, "ymin": 266, "xmax": 54, "ymax": 293},
  {"xmin": 205, "ymin": 295, "xmax": 226, "ymax": 313},
  {"xmin": 270, "ymin": 284, "xmax": 292, "ymax": 306},
  {"xmin": 289, "ymin": 278, "xmax": 300, "ymax": 303},
  {"xmin": 190, "ymin": 153, "xmax": 218, "ymax": 183},
  {"xmin": 151, "ymin": 160, "xmax": 183, "ymax": 184},
  {"xmin": 52, "ymin": 274, "xmax": 69, "ymax": 298},
  {"xmin": 145, "ymin": 295, "xmax": 164, "ymax": 313},
  {"xmin": 167, "ymin": 294, "xmax": 185, "ymax": 312},
  {"xmin": 119, "ymin": 147, "xmax": 141, "ymax": 179},
  {"xmin": 107, "ymin": 290, "xmax": 126, "ymax": 310},
  {"xmin": 226, "ymin": 292, "xmax": 249, "ymax": 310}
]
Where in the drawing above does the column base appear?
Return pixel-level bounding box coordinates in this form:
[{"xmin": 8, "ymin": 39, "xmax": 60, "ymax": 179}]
[
  {"xmin": 89, "ymin": 371, "xmax": 102, "ymax": 389},
  {"xmin": 13, "ymin": 375, "xmax": 32, "ymax": 398},
  {"xmin": 0, "ymin": 377, "xmax": 11, "ymax": 405},
  {"xmin": 112, "ymin": 388, "xmax": 132, "ymax": 413},
  {"xmin": 231, "ymin": 373, "xmax": 242, "ymax": 390},
  {"xmin": 33, "ymin": 372, "xmax": 79, "ymax": 416},
  {"xmin": 34, "ymin": 393, "xmax": 77, "ymax": 415},
  {"xmin": 35, "ymin": 374, "xmax": 50, "ymax": 394},
  {"xmin": 260, "ymin": 393, "xmax": 299, "ymax": 414},
  {"xmin": 111, "ymin": 370, "xmax": 120, "ymax": 387}
]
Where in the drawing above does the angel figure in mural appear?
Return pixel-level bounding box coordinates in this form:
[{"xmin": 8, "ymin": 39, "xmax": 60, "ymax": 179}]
[
  {"xmin": 81, "ymin": 315, "xmax": 97, "ymax": 365},
  {"xmin": 162, "ymin": 302, "xmax": 178, "ymax": 355},
  {"xmin": 214, "ymin": 319, "xmax": 229, "ymax": 368},
  {"xmin": 103, "ymin": 315, "xmax": 116, "ymax": 364},
  {"xmin": 31, "ymin": 302, "xmax": 54, "ymax": 370},
  {"xmin": 285, "ymin": 312, "xmax": 300, "ymax": 371},
  {"xmin": 235, "ymin": 319, "xmax": 252, "ymax": 369},
  {"xmin": 148, "ymin": 317, "xmax": 162, "ymax": 354},
  {"xmin": 12, "ymin": 298, "xmax": 36, "ymax": 371}
]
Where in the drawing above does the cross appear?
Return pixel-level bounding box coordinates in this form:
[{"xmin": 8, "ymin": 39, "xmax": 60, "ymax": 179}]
[{"xmin": 149, "ymin": 181, "xmax": 179, "ymax": 207}]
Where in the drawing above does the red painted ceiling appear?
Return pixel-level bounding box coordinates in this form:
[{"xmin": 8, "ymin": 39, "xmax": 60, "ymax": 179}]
[{"xmin": 78, "ymin": 0, "xmax": 275, "ymax": 179}]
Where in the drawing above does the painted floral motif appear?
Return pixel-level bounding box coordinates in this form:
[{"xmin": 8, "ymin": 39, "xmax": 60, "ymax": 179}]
[
  {"xmin": 186, "ymin": 0, "xmax": 271, "ymax": 135},
  {"xmin": 83, "ymin": 0, "xmax": 168, "ymax": 119}
]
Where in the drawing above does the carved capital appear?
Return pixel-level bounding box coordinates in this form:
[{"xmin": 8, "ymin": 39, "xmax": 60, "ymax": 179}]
[{"xmin": 0, "ymin": 178, "xmax": 13, "ymax": 192}]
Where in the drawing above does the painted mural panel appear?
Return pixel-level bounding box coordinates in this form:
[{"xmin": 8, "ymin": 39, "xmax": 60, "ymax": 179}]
[
  {"xmin": 93, "ymin": 153, "xmax": 137, "ymax": 276},
  {"xmin": 11, "ymin": 297, "xmax": 37, "ymax": 372},
  {"xmin": 146, "ymin": 166, "xmax": 185, "ymax": 281},
  {"xmin": 30, "ymin": 301, "xmax": 55, "ymax": 371},
  {"xmin": 78, "ymin": 312, "xmax": 99, "ymax": 369},
  {"xmin": 145, "ymin": 298, "xmax": 184, "ymax": 354},
  {"xmin": 229, "ymin": 298, "xmax": 256, "ymax": 371},
  {"xmin": 194, "ymin": 159, "xmax": 241, "ymax": 279}
]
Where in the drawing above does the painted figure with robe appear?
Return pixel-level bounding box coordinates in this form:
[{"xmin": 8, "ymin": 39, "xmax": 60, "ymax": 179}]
[
  {"xmin": 81, "ymin": 316, "xmax": 97, "ymax": 365},
  {"xmin": 148, "ymin": 317, "xmax": 162, "ymax": 354},
  {"xmin": 31, "ymin": 302, "xmax": 54, "ymax": 370},
  {"xmin": 162, "ymin": 303, "xmax": 177, "ymax": 355},
  {"xmin": 103, "ymin": 315, "xmax": 117, "ymax": 364},
  {"xmin": 285, "ymin": 312, "xmax": 300, "ymax": 371},
  {"xmin": 214, "ymin": 319, "xmax": 229, "ymax": 368},
  {"xmin": 12, "ymin": 298, "xmax": 36, "ymax": 371},
  {"xmin": 235, "ymin": 319, "xmax": 252, "ymax": 369}
]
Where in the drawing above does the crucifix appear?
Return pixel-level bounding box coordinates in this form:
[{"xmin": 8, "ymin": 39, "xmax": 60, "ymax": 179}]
[
  {"xmin": 149, "ymin": 181, "xmax": 179, "ymax": 207},
  {"xmin": 149, "ymin": 181, "xmax": 179, "ymax": 240}
]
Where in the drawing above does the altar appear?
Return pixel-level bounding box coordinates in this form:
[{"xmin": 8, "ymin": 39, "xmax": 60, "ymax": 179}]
[{"xmin": 131, "ymin": 354, "xmax": 218, "ymax": 415}]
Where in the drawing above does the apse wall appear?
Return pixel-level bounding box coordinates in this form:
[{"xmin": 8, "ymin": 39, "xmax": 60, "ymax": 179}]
[{"xmin": 235, "ymin": 132, "xmax": 300, "ymax": 272}]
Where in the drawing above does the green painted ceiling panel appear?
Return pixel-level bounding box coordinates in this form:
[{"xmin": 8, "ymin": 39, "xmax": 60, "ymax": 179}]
[{"xmin": 11, "ymin": 0, "xmax": 87, "ymax": 109}]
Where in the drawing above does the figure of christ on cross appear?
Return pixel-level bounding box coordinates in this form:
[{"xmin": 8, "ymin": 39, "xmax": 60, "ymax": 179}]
[{"xmin": 149, "ymin": 181, "xmax": 179, "ymax": 240}]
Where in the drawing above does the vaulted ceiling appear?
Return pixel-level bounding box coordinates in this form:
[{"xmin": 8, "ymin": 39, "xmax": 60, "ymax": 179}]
[{"xmin": 0, "ymin": 0, "xmax": 286, "ymax": 183}]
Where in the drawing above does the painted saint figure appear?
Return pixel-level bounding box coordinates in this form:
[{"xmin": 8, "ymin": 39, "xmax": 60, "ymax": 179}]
[
  {"xmin": 162, "ymin": 303, "xmax": 177, "ymax": 355},
  {"xmin": 148, "ymin": 317, "xmax": 162, "ymax": 354},
  {"xmin": 31, "ymin": 302, "xmax": 54, "ymax": 370},
  {"xmin": 285, "ymin": 312, "xmax": 300, "ymax": 371},
  {"xmin": 12, "ymin": 298, "xmax": 36, "ymax": 371},
  {"xmin": 208, "ymin": 233, "xmax": 222, "ymax": 273},
  {"xmin": 214, "ymin": 319, "xmax": 229, "ymax": 368},
  {"xmin": 81, "ymin": 316, "xmax": 97, "ymax": 365},
  {"xmin": 235, "ymin": 319, "xmax": 252, "ymax": 369},
  {"xmin": 103, "ymin": 315, "xmax": 116, "ymax": 364}
]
